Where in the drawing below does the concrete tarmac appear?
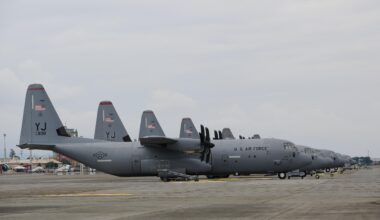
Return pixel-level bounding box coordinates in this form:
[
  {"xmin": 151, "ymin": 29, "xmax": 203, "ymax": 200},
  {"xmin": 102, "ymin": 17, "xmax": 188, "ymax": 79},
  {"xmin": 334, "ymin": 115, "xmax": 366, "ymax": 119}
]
[{"xmin": 0, "ymin": 167, "xmax": 379, "ymax": 220}]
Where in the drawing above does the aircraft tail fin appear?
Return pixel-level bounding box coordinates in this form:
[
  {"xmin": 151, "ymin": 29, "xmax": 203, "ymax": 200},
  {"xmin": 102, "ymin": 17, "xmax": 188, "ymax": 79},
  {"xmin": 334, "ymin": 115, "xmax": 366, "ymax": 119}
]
[
  {"xmin": 19, "ymin": 84, "xmax": 70, "ymax": 147},
  {"xmin": 222, "ymin": 128, "xmax": 235, "ymax": 139},
  {"xmin": 139, "ymin": 110, "xmax": 165, "ymax": 138},
  {"xmin": 94, "ymin": 101, "xmax": 131, "ymax": 142},
  {"xmin": 179, "ymin": 118, "xmax": 199, "ymax": 139}
]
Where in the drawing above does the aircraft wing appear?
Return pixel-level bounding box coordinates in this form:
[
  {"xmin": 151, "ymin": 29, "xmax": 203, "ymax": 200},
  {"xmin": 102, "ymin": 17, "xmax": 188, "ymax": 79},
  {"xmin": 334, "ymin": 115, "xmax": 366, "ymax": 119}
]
[
  {"xmin": 18, "ymin": 144, "xmax": 56, "ymax": 150},
  {"xmin": 139, "ymin": 136, "xmax": 177, "ymax": 145}
]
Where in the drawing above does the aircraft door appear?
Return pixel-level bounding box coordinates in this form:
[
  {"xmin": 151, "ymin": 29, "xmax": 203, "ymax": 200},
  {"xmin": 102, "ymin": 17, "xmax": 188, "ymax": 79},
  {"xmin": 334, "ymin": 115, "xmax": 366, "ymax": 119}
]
[{"xmin": 132, "ymin": 155, "xmax": 141, "ymax": 175}]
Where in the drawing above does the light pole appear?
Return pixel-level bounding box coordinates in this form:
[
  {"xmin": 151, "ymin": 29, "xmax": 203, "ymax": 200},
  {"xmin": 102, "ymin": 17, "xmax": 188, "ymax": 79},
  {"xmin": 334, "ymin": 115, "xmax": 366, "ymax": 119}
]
[{"xmin": 3, "ymin": 133, "xmax": 6, "ymax": 162}]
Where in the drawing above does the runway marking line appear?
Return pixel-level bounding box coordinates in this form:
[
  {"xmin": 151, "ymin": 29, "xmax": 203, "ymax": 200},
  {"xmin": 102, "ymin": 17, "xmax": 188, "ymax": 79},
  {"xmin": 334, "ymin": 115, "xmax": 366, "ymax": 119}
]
[
  {"xmin": 44, "ymin": 193, "xmax": 132, "ymax": 197},
  {"xmin": 170, "ymin": 178, "xmax": 241, "ymax": 183}
]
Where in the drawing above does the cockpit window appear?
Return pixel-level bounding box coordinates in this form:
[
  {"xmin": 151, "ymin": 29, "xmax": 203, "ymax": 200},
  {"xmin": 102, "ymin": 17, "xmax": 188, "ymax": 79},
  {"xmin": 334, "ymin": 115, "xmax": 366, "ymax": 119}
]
[
  {"xmin": 283, "ymin": 142, "xmax": 296, "ymax": 151},
  {"xmin": 304, "ymin": 148, "xmax": 314, "ymax": 155}
]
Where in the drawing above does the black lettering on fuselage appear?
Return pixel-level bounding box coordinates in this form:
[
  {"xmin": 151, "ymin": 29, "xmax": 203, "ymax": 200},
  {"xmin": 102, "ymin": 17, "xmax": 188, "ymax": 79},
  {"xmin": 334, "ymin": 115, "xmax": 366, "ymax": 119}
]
[
  {"xmin": 237, "ymin": 146, "xmax": 269, "ymax": 151},
  {"xmin": 41, "ymin": 122, "xmax": 46, "ymax": 131},
  {"xmin": 35, "ymin": 122, "xmax": 47, "ymax": 135},
  {"xmin": 35, "ymin": 122, "xmax": 40, "ymax": 131},
  {"xmin": 106, "ymin": 131, "xmax": 116, "ymax": 139}
]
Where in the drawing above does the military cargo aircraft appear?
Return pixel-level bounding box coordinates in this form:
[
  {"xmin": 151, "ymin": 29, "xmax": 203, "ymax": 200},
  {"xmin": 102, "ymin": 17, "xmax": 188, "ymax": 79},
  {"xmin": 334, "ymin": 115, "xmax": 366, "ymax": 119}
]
[
  {"xmin": 296, "ymin": 145, "xmax": 332, "ymax": 176},
  {"xmin": 18, "ymin": 84, "xmax": 311, "ymax": 181},
  {"xmin": 94, "ymin": 100, "xmax": 315, "ymax": 180},
  {"xmin": 224, "ymin": 126, "xmax": 352, "ymax": 177}
]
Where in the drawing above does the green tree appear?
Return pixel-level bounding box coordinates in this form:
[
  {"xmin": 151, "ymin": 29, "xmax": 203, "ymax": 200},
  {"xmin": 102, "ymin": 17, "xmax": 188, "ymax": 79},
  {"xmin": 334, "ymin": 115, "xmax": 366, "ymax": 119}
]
[
  {"xmin": 9, "ymin": 149, "xmax": 16, "ymax": 159},
  {"xmin": 46, "ymin": 161, "xmax": 58, "ymax": 169},
  {"xmin": 61, "ymin": 159, "xmax": 71, "ymax": 165}
]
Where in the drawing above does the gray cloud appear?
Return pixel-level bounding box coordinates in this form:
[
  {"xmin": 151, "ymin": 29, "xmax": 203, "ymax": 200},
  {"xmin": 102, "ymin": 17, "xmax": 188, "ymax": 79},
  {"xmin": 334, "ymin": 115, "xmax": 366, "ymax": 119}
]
[{"xmin": 0, "ymin": 0, "xmax": 379, "ymax": 158}]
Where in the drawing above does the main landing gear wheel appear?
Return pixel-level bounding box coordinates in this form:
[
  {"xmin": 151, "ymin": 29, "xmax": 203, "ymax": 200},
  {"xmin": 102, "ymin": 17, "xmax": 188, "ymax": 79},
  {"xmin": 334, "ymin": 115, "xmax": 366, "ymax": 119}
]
[
  {"xmin": 207, "ymin": 174, "xmax": 230, "ymax": 179},
  {"xmin": 278, "ymin": 172, "xmax": 287, "ymax": 179},
  {"xmin": 315, "ymin": 175, "xmax": 320, "ymax": 179},
  {"xmin": 160, "ymin": 177, "xmax": 170, "ymax": 182},
  {"xmin": 325, "ymin": 168, "xmax": 330, "ymax": 172}
]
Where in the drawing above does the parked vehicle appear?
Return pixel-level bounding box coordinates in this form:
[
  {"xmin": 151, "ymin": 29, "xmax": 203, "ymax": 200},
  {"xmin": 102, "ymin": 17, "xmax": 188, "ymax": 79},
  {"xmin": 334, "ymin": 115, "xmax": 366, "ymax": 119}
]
[{"xmin": 32, "ymin": 166, "xmax": 45, "ymax": 173}]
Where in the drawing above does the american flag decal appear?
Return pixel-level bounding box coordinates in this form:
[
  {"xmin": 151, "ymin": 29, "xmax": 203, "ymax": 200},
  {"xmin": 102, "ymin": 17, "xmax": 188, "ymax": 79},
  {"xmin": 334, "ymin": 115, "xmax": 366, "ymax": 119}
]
[
  {"xmin": 35, "ymin": 104, "xmax": 46, "ymax": 112},
  {"xmin": 147, "ymin": 123, "xmax": 156, "ymax": 129},
  {"xmin": 104, "ymin": 117, "xmax": 114, "ymax": 123}
]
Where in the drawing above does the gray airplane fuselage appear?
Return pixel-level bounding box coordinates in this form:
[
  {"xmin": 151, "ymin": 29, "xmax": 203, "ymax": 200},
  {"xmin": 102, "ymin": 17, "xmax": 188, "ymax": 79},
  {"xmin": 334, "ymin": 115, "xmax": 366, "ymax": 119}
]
[
  {"xmin": 297, "ymin": 145, "xmax": 333, "ymax": 172},
  {"xmin": 51, "ymin": 137, "xmax": 309, "ymax": 177}
]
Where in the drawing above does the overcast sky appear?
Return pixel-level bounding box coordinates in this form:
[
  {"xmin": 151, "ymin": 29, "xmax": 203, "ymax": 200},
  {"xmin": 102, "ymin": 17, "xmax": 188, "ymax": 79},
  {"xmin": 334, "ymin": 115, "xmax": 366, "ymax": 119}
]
[{"xmin": 1, "ymin": 0, "xmax": 379, "ymax": 158}]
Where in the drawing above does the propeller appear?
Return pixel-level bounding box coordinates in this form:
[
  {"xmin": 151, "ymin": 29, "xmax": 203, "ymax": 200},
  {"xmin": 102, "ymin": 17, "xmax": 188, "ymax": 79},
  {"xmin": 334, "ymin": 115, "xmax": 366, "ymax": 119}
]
[{"xmin": 199, "ymin": 124, "xmax": 215, "ymax": 163}]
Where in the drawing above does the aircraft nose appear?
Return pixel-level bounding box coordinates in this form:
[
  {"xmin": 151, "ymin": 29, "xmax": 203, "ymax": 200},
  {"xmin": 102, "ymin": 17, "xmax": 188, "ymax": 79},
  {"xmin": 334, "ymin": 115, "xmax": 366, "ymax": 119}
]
[
  {"xmin": 299, "ymin": 151, "xmax": 313, "ymax": 167},
  {"xmin": 293, "ymin": 147, "xmax": 312, "ymax": 169}
]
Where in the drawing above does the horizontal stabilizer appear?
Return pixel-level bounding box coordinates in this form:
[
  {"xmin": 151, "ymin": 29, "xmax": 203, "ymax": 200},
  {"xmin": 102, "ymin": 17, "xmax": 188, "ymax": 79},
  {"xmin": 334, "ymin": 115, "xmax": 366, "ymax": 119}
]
[{"xmin": 139, "ymin": 136, "xmax": 177, "ymax": 145}]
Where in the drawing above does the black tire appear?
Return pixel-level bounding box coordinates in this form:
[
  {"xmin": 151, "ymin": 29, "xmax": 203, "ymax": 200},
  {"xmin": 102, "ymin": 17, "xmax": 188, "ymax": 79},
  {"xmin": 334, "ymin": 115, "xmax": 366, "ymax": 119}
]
[
  {"xmin": 315, "ymin": 175, "xmax": 320, "ymax": 179},
  {"xmin": 160, "ymin": 177, "xmax": 170, "ymax": 182},
  {"xmin": 278, "ymin": 172, "xmax": 287, "ymax": 179}
]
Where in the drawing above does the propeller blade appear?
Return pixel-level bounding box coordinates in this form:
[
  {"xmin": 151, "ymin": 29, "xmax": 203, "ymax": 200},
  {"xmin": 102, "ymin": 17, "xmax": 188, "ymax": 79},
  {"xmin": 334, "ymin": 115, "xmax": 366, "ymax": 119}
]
[
  {"xmin": 200, "ymin": 125, "xmax": 205, "ymax": 144},
  {"xmin": 218, "ymin": 130, "xmax": 223, "ymax": 139},
  {"xmin": 206, "ymin": 148, "xmax": 211, "ymax": 163},
  {"xmin": 205, "ymin": 127, "xmax": 210, "ymax": 143}
]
